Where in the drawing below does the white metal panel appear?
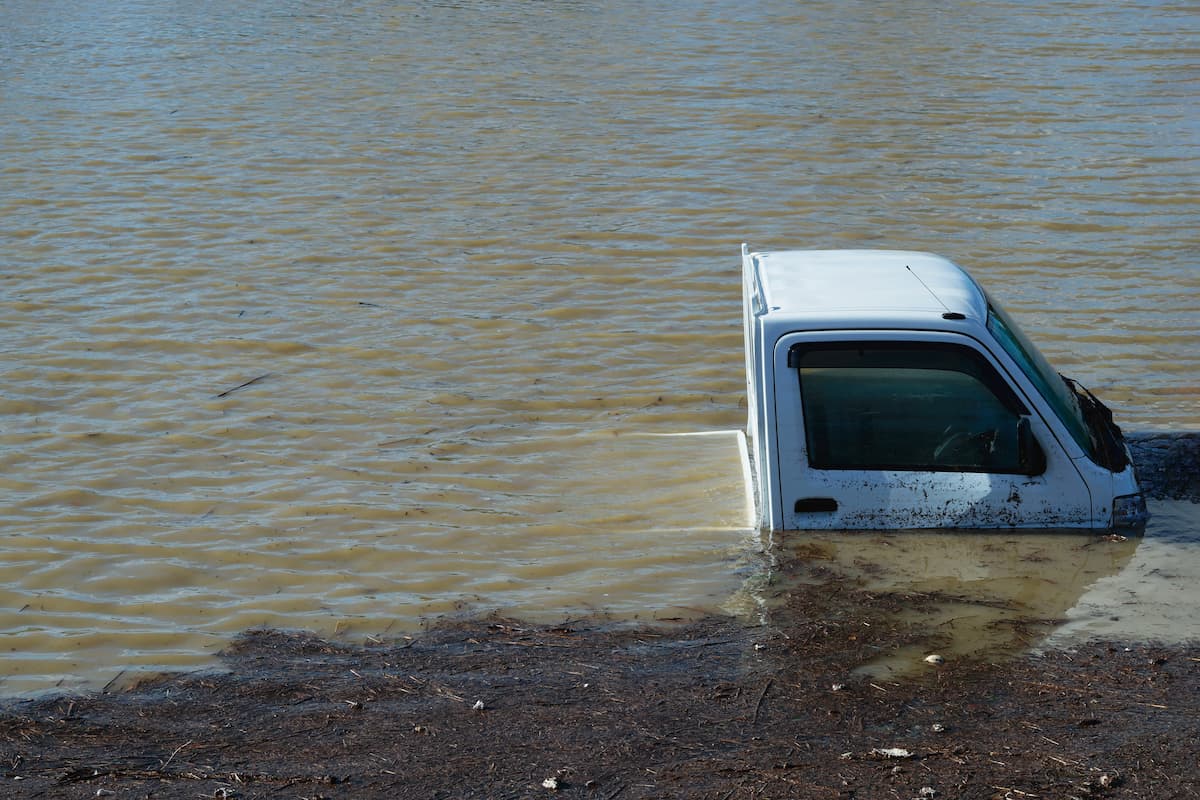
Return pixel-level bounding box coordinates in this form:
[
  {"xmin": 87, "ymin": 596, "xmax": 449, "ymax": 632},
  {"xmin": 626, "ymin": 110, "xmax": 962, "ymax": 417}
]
[{"xmin": 750, "ymin": 249, "xmax": 989, "ymax": 322}]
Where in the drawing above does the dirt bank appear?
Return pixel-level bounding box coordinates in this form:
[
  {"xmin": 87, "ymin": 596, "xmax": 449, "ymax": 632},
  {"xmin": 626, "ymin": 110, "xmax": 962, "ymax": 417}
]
[
  {"xmin": 2, "ymin": 566, "xmax": 1196, "ymax": 799},
  {"xmin": 1127, "ymin": 432, "xmax": 1200, "ymax": 503}
]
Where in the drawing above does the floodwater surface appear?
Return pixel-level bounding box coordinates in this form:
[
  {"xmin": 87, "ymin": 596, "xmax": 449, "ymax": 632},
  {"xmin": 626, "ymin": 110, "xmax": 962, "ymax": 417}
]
[{"xmin": 1, "ymin": 0, "xmax": 1197, "ymax": 693}]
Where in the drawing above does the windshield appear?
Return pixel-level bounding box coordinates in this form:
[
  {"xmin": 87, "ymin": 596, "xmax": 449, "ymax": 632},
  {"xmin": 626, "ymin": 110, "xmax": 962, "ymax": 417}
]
[{"xmin": 985, "ymin": 299, "xmax": 1094, "ymax": 458}]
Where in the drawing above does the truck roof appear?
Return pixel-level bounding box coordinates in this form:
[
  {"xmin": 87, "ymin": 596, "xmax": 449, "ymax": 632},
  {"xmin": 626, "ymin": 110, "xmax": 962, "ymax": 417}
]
[{"xmin": 748, "ymin": 249, "xmax": 989, "ymax": 326}]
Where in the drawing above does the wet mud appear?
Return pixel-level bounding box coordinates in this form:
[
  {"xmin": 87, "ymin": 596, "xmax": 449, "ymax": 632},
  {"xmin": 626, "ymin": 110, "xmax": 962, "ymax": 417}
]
[
  {"xmin": 2, "ymin": 566, "xmax": 1197, "ymax": 799},
  {"xmin": 1127, "ymin": 433, "xmax": 1200, "ymax": 503}
]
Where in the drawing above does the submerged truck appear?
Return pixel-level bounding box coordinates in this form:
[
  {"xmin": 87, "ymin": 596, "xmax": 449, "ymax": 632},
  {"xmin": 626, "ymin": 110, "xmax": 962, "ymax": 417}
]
[{"xmin": 741, "ymin": 245, "xmax": 1147, "ymax": 531}]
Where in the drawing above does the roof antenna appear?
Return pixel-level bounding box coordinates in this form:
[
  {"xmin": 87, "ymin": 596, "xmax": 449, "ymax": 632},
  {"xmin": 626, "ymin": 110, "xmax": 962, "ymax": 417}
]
[{"xmin": 906, "ymin": 264, "xmax": 965, "ymax": 320}]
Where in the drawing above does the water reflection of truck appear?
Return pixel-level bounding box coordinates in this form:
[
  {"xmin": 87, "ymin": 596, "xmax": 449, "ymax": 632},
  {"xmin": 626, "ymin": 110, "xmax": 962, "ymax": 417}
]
[{"xmin": 741, "ymin": 245, "xmax": 1147, "ymax": 531}]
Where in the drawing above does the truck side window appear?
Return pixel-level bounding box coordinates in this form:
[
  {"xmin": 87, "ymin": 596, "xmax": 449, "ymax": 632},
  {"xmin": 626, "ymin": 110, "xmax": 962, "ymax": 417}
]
[{"xmin": 789, "ymin": 342, "xmax": 1038, "ymax": 474}]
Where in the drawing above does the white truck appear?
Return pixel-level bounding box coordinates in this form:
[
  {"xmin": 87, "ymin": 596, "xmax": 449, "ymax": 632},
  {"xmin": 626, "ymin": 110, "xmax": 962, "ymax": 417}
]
[{"xmin": 741, "ymin": 245, "xmax": 1147, "ymax": 531}]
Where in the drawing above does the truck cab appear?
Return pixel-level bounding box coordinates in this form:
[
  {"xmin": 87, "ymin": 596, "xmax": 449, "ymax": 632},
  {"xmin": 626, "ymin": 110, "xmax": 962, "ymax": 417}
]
[{"xmin": 741, "ymin": 245, "xmax": 1147, "ymax": 531}]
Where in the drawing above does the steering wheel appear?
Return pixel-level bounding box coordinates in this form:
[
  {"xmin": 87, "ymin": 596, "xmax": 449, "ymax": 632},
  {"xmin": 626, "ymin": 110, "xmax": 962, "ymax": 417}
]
[{"xmin": 933, "ymin": 426, "xmax": 999, "ymax": 466}]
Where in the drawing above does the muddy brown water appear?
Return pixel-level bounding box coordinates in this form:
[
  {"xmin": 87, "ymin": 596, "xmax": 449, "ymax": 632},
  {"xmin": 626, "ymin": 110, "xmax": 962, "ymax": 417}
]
[{"xmin": 1, "ymin": 1, "xmax": 1197, "ymax": 695}]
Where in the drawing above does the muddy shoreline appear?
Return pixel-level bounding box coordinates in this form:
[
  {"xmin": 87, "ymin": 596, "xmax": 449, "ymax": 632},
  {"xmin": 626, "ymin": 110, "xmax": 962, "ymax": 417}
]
[
  {"xmin": 2, "ymin": 438, "xmax": 1197, "ymax": 798},
  {"xmin": 1127, "ymin": 432, "xmax": 1200, "ymax": 503},
  {"xmin": 3, "ymin": 571, "xmax": 1197, "ymax": 799}
]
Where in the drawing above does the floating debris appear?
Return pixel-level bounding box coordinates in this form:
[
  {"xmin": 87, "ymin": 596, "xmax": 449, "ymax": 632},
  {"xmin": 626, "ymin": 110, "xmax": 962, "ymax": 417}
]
[{"xmin": 214, "ymin": 373, "xmax": 272, "ymax": 399}]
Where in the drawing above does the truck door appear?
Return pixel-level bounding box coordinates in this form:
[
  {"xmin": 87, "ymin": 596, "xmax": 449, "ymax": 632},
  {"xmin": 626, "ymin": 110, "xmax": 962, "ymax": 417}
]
[{"xmin": 772, "ymin": 333, "xmax": 1094, "ymax": 529}]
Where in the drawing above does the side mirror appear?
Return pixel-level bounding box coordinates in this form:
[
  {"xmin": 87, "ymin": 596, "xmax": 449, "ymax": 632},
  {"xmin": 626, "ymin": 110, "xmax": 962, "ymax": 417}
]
[{"xmin": 1018, "ymin": 417, "xmax": 1047, "ymax": 476}]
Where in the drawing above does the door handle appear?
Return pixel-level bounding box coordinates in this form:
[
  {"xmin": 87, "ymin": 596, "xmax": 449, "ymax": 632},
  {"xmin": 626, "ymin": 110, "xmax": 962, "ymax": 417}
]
[{"xmin": 795, "ymin": 497, "xmax": 838, "ymax": 513}]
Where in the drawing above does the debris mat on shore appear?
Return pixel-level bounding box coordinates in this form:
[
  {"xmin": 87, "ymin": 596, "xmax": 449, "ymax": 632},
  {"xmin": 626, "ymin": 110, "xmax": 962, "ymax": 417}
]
[{"xmin": 1, "ymin": 572, "xmax": 1196, "ymax": 799}]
